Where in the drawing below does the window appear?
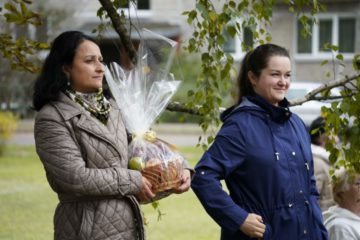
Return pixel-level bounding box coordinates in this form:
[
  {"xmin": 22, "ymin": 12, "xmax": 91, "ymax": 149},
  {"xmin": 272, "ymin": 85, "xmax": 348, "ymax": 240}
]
[
  {"xmin": 339, "ymin": 18, "xmax": 356, "ymax": 53},
  {"xmin": 137, "ymin": 0, "xmax": 150, "ymax": 10},
  {"xmin": 319, "ymin": 19, "xmax": 332, "ymax": 52},
  {"xmin": 296, "ymin": 14, "xmax": 356, "ymax": 58},
  {"xmin": 223, "ymin": 26, "xmax": 254, "ymax": 60},
  {"xmin": 119, "ymin": 0, "xmax": 151, "ymax": 17},
  {"xmin": 297, "ymin": 20, "xmax": 312, "ymax": 53}
]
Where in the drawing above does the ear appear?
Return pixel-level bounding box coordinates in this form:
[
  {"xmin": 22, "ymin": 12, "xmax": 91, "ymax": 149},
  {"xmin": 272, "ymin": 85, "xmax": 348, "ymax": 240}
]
[
  {"xmin": 62, "ymin": 65, "xmax": 70, "ymax": 78},
  {"xmin": 248, "ymin": 71, "xmax": 257, "ymax": 87}
]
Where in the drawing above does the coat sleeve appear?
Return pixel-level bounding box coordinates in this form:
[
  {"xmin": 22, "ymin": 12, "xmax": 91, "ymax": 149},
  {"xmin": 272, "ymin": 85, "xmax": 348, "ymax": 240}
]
[
  {"xmin": 34, "ymin": 109, "xmax": 143, "ymax": 197},
  {"xmin": 191, "ymin": 119, "xmax": 248, "ymax": 234}
]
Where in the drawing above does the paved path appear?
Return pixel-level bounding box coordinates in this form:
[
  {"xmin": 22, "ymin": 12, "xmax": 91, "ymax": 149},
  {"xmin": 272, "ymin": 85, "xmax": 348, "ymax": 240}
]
[
  {"xmin": 9, "ymin": 132, "xmax": 200, "ymax": 147},
  {"xmin": 9, "ymin": 120, "xmax": 202, "ymax": 147}
]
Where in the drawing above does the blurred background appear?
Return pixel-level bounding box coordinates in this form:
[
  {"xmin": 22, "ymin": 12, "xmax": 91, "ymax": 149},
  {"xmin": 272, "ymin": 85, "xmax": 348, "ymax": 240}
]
[{"xmin": 0, "ymin": 0, "xmax": 359, "ymax": 239}]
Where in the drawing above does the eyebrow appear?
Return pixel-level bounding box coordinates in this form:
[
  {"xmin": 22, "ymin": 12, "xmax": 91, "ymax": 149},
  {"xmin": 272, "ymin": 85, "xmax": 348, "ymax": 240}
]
[
  {"xmin": 84, "ymin": 55, "xmax": 103, "ymax": 60},
  {"xmin": 269, "ymin": 69, "xmax": 291, "ymax": 73}
]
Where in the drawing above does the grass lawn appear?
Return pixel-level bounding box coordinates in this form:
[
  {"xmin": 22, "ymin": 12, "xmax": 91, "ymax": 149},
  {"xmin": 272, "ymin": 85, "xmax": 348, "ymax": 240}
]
[{"xmin": 0, "ymin": 145, "xmax": 220, "ymax": 240}]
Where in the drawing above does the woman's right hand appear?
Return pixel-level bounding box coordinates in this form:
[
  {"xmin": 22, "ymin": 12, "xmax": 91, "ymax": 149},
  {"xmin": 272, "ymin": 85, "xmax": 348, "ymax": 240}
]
[
  {"xmin": 135, "ymin": 176, "xmax": 155, "ymax": 203},
  {"xmin": 240, "ymin": 213, "xmax": 266, "ymax": 238}
]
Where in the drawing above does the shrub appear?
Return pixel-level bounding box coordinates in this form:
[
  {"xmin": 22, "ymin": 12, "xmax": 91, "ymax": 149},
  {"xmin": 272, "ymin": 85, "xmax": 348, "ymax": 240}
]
[{"xmin": 0, "ymin": 111, "xmax": 18, "ymax": 155}]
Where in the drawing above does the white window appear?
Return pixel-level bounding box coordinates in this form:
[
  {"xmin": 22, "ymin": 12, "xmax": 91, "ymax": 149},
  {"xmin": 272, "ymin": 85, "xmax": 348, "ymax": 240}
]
[
  {"xmin": 119, "ymin": 0, "xmax": 152, "ymax": 17},
  {"xmin": 295, "ymin": 14, "xmax": 356, "ymax": 60},
  {"xmin": 223, "ymin": 26, "xmax": 254, "ymax": 60}
]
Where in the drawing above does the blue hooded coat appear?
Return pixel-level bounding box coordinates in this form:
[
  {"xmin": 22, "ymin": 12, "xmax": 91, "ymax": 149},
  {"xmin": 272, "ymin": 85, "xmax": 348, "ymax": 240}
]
[{"xmin": 191, "ymin": 95, "xmax": 328, "ymax": 240}]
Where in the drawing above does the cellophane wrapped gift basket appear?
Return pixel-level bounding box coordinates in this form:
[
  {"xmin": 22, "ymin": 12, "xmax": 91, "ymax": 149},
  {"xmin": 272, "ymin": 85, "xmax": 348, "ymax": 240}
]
[{"xmin": 105, "ymin": 29, "xmax": 185, "ymax": 203}]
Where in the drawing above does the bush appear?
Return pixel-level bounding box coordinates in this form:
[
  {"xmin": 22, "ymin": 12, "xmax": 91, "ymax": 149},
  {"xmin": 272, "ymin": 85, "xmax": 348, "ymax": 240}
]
[{"xmin": 0, "ymin": 111, "xmax": 18, "ymax": 155}]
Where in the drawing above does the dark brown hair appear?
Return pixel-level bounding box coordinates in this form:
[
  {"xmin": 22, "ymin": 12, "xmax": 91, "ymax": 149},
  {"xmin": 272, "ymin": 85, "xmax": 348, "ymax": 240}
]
[{"xmin": 237, "ymin": 43, "xmax": 290, "ymax": 103}]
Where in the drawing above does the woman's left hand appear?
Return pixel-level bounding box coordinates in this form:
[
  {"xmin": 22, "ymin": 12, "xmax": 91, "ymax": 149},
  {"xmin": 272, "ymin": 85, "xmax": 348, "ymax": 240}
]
[{"xmin": 172, "ymin": 169, "xmax": 191, "ymax": 194}]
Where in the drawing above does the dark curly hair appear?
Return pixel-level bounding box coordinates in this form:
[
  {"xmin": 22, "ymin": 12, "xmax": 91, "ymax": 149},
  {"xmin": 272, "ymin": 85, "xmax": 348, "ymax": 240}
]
[{"xmin": 32, "ymin": 31, "xmax": 97, "ymax": 111}]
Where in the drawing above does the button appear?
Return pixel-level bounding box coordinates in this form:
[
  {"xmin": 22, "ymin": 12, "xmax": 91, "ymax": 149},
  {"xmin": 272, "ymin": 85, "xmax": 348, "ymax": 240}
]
[
  {"xmin": 299, "ymin": 190, "xmax": 303, "ymax": 194},
  {"xmin": 201, "ymin": 171, "xmax": 205, "ymax": 175},
  {"xmin": 288, "ymin": 203, "xmax": 293, "ymax": 208},
  {"xmin": 292, "ymin": 151, "xmax": 296, "ymax": 156},
  {"xmin": 305, "ymin": 200, "xmax": 309, "ymax": 205},
  {"xmin": 304, "ymin": 229, "xmax": 307, "ymax": 234}
]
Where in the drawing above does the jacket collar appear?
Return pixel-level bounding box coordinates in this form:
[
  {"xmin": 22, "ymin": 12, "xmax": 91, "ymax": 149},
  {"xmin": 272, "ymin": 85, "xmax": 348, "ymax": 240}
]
[
  {"xmin": 246, "ymin": 94, "xmax": 291, "ymax": 124},
  {"xmin": 220, "ymin": 95, "xmax": 291, "ymax": 124},
  {"xmin": 51, "ymin": 92, "xmax": 126, "ymax": 160},
  {"xmin": 51, "ymin": 92, "xmax": 82, "ymax": 120},
  {"xmin": 53, "ymin": 92, "xmax": 120, "ymax": 120}
]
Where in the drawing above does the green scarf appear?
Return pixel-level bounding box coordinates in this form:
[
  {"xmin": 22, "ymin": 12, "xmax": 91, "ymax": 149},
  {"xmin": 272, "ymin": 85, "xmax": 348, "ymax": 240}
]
[{"xmin": 66, "ymin": 88, "xmax": 111, "ymax": 124}]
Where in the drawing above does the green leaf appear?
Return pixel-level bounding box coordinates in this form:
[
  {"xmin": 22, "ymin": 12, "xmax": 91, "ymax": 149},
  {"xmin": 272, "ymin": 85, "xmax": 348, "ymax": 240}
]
[
  {"xmin": 187, "ymin": 10, "xmax": 197, "ymax": 25},
  {"xmin": 187, "ymin": 90, "xmax": 194, "ymax": 97},
  {"xmin": 331, "ymin": 45, "xmax": 339, "ymax": 51},
  {"xmin": 20, "ymin": 2, "xmax": 28, "ymax": 16},
  {"xmin": 229, "ymin": 1, "xmax": 236, "ymax": 8},
  {"xmin": 336, "ymin": 54, "xmax": 344, "ymax": 61},
  {"xmin": 352, "ymin": 54, "xmax": 360, "ymax": 71},
  {"xmin": 321, "ymin": 60, "xmax": 329, "ymax": 66},
  {"xmin": 4, "ymin": 3, "xmax": 19, "ymax": 15},
  {"xmin": 208, "ymin": 11, "xmax": 217, "ymax": 22},
  {"xmin": 4, "ymin": 13, "xmax": 22, "ymax": 23},
  {"xmin": 227, "ymin": 25, "xmax": 237, "ymax": 38},
  {"xmin": 196, "ymin": 3, "xmax": 208, "ymax": 19}
]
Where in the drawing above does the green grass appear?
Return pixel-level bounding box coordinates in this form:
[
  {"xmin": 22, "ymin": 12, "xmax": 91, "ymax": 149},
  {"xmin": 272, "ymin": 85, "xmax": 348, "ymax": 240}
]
[{"xmin": 0, "ymin": 145, "xmax": 220, "ymax": 240}]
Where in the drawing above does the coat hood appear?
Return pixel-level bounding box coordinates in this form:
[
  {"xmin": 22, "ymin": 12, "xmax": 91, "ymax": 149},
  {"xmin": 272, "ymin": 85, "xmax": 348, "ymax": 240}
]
[
  {"xmin": 220, "ymin": 95, "xmax": 291, "ymax": 123},
  {"xmin": 324, "ymin": 206, "xmax": 360, "ymax": 225}
]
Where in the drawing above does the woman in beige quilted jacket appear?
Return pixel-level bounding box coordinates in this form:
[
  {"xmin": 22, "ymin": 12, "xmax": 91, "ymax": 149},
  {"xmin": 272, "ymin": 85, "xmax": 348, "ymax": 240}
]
[
  {"xmin": 32, "ymin": 31, "xmax": 191, "ymax": 240},
  {"xmin": 309, "ymin": 117, "xmax": 335, "ymax": 211}
]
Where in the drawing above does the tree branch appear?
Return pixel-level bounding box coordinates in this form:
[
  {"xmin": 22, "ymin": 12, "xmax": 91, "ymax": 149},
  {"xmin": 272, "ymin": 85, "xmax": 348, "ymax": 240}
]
[
  {"xmin": 98, "ymin": 0, "xmax": 137, "ymax": 65},
  {"xmin": 166, "ymin": 101, "xmax": 226, "ymax": 115},
  {"xmin": 289, "ymin": 74, "xmax": 360, "ymax": 106},
  {"xmin": 166, "ymin": 74, "xmax": 360, "ymax": 115}
]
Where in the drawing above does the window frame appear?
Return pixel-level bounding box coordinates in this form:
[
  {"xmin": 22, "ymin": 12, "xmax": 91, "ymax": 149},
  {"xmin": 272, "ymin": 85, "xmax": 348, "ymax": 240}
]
[
  {"xmin": 294, "ymin": 13, "xmax": 356, "ymax": 61},
  {"xmin": 222, "ymin": 23, "xmax": 258, "ymax": 61},
  {"xmin": 119, "ymin": 0, "xmax": 152, "ymax": 18}
]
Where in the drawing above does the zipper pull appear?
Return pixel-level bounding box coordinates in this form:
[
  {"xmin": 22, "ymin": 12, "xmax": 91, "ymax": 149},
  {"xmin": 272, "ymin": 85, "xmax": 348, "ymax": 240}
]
[
  {"xmin": 305, "ymin": 162, "xmax": 309, "ymax": 170},
  {"xmin": 275, "ymin": 152, "xmax": 280, "ymax": 161}
]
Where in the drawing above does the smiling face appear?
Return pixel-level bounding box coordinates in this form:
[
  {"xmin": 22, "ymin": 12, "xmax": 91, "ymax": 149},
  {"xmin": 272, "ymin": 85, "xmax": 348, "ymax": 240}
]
[
  {"xmin": 340, "ymin": 175, "xmax": 360, "ymax": 215},
  {"xmin": 64, "ymin": 40, "xmax": 104, "ymax": 93},
  {"xmin": 248, "ymin": 56, "xmax": 291, "ymax": 106}
]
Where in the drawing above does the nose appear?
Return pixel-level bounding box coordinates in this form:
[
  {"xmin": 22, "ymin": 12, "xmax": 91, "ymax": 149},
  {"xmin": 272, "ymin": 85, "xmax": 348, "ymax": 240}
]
[
  {"xmin": 279, "ymin": 75, "xmax": 289, "ymax": 85},
  {"xmin": 96, "ymin": 61, "xmax": 105, "ymax": 73}
]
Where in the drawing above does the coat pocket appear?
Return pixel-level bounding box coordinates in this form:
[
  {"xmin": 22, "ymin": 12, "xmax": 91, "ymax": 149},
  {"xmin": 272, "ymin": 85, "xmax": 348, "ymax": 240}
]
[{"xmin": 77, "ymin": 205, "xmax": 95, "ymax": 240}]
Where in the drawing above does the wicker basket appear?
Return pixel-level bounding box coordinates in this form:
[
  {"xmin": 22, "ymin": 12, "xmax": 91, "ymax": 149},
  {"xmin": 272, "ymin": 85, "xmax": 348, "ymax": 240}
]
[{"xmin": 141, "ymin": 158, "xmax": 183, "ymax": 193}]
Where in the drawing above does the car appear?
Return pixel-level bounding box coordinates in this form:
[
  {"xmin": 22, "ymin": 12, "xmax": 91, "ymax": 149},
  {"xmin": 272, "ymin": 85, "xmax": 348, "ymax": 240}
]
[{"xmin": 286, "ymin": 82, "xmax": 340, "ymax": 127}]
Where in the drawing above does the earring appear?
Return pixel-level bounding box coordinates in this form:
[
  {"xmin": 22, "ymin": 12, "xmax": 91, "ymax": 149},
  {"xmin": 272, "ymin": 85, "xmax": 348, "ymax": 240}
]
[{"xmin": 65, "ymin": 74, "xmax": 70, "ymax": 87}]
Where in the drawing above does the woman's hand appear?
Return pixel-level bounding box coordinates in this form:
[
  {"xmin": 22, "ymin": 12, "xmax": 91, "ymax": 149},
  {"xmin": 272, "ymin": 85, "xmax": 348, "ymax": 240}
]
[
  {"xmin": 172, "ymin": 169, "xmax": 191, "ymax": 194},
  {"xmin": 240, "ymin": 213, "xmax": 266, "ymax": 238},
  {"xmin": 135, "ymin": 176, "xmax": 155, "ymax": 203}
]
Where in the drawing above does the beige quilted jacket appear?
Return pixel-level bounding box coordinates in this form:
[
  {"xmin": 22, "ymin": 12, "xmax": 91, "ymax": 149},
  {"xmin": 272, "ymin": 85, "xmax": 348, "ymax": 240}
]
[
  {"xmin": 35, "ymin": 92, "xmax": 145, "ymax": 240},
  {"xmin": 311, "ymin": 144, "xmax": 335, "ymax": 212}
]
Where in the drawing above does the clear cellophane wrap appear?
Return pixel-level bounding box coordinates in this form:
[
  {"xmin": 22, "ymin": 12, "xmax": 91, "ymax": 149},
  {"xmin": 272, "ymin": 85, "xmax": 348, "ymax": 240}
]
[{"xmin": 104, "ymin": 29, "xmax": 184, "ymax": 202}]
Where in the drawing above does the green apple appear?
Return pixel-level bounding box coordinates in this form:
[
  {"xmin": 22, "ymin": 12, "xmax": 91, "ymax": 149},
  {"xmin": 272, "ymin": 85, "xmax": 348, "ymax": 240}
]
[{"xmin": 129, "ymin": 156, "xmax": 145, "ymax": 170}]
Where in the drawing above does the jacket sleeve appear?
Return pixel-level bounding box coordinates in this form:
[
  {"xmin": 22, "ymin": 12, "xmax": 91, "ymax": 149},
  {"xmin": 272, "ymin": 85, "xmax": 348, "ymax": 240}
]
[
  {"xmin": 34, "ymin": 110, "xmax": 143, "ymax": 197},
  {"xmin": 191, "ymin": 119, "xmax": 248, "ymax": 234}
]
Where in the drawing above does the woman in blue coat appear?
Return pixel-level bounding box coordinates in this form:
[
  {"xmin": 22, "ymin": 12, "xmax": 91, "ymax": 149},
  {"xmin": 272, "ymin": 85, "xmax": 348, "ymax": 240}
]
[{"xmin": 191, "ymin": 44, "xmax": 328, "ymax": 240}]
